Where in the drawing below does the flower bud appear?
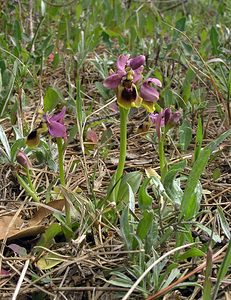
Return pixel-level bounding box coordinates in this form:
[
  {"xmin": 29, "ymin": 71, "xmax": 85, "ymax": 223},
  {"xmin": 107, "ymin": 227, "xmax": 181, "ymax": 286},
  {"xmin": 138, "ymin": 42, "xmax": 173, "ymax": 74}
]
[{"xmin": 16, "ymin": 150, "xmax": 32, "ymax": 169}]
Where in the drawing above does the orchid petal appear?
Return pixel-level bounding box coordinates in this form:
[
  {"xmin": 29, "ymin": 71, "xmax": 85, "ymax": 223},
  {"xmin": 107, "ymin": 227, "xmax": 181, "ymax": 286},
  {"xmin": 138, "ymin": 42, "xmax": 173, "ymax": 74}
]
[
  {"xmin": 49, "ymin": 107, "xmax": 66, "ymax": 123},
  {"xmin": 116, "ymin": 55, "xmax": 130, "ymax": 71},
  {"xmin": 140, "ymin": 83, "xmax": 159, "ymax": 102},
  {"xmin": 103, "ymin": 73, "xmax": 123, "ymax": 89},
  {"xmin": 169, "ymin": 111, "xmax": 181, "ymax": 126},
  {"xmin": 48, "ymin": 121, "xmax": 67, "ymax": 138},
  {"xmin": 163, "ymin": 108, "xmax": 172, "ymax": 124},
  {"xmin": 146, "ymin": 77, "xmax": 162, "ymax": 87},
  {"xmin": 150, "ymin": 112, "xmax": 165, "ymax": 138},
  {"xmin": 128, "ymin": 55, "xmax": 145, "ymax": 70},
  {"xmin": 156, "ymin": 113, "xmax": 163, "ymax": 139},
  {"xmin": 149, "ymin": 113, "xmax": 159, "ymax": 124},
  {"xmin": 133, "ymin": 66, "xmax": 144, "ymax": 83}
]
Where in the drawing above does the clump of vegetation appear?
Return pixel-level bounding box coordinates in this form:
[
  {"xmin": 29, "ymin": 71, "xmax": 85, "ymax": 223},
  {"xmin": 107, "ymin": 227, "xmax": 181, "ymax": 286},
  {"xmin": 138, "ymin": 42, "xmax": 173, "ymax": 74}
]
[{"xmin": 0, "ymin": 1, "xmax": 230, "ymax": 299}]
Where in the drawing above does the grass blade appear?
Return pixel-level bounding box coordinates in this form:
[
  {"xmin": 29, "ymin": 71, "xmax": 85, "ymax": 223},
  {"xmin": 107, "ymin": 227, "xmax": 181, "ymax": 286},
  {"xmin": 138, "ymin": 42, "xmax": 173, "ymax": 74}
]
[
  {"xmin": 212, "ymin": 239, "xmax": 231, "ymax": 300},
  {"xmin": 0, "ymin": 125, "xmax": 11, "ymax": 160},
  {"xmin": 0, "ymin": 60, "xmax": 18, "ymax": 117}
]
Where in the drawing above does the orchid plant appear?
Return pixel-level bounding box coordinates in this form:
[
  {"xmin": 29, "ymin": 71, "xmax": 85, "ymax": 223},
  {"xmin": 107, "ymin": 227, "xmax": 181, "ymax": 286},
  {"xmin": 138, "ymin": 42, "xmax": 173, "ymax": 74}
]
[
  {"xmin": 104, "ymin": 54, "xmax": 162, "ymax": 200},
  {"xmin": 26, "ymin": 106, "xmax": 71, "ymax": 228},
  {"xmin": 150, "ymin": 108, "xmax": 181, "ymax": 177}
]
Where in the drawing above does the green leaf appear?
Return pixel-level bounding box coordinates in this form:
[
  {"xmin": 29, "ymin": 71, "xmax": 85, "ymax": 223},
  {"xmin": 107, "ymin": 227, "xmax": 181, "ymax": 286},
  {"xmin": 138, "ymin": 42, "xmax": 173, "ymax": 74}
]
[
  {"xmin": 108, "ymin": 271, "xmax": 134, "ymax": 288},
  {"xmin": 120, "ymin": 206, "xmax": 133, "ymax": 250},
  {"xmin": 161, "ymin": 268, "xmax": 180, "ymax": 289},
  {"xmin": 75, "ymin": 77, "xmax": 83, "ymax": 131},
  {"xmin": 127, "ymin": 183, "xmax": 135, "ymax": 213},
  {"xmin": 138, "ymin": 178, "xmax": 152, "ymax": 212},
  {"xmin": 75, "ymin": 3, "xmax": 82, "ymax": 19},
  {"xmin": 158, "ymin": 227, "xmax": 174, "ymax": 246},
  {"xmin": 0, "ymin": 60, "xmax": 18, "ymax": 117},
  {"xmin": 44, "ymin": 86, "xmax": 63, "ymax": 112},
  {"xmin": 0, "ymin": 125, "xmax": 11, "ymax": 160},
  {"xmin": 217, "ymin": 207, "xmax": 230, "ymax": 239},
  {"xmin": 136, "ymin": 210, "xmax": 153, "ymax": 242},
  {"xmin": 195, "ymin": 223, "xmax": 221, "ymax": 243},
  {"xmin": 117, "ymin": 171, "xmax": 142, "ymax": 204},
  {"xmin": 182, "ymin": 69, "xmax": 195, "ymax": 101},
  {"xmin": 180, "ymin": 128, "xmax": 231, "ymax": 220},
  {"xmin": 179, "ymin": 119, "xmax": 192, "ymax": 151},
  {"xmin": 36, "ymin": 223, "xmax": 62, "ymax": 255},
  {"xmin": 163, "ymin": 160, "xmax": 186, "ymax": 205},
  {"xmin": 212, "ymin": 239, "xmax": 231, "ymax": 300},
  {"xmin": 210, "ymin": 26, "xmax": 219, "ymax": 55},
  {"xmin": 13, "ymin": 20, "xmax": 22, "ymax": 46},
  {"xmin": 194, "ymin": 117, "xmax": 203, "ymax": 161},
  {"xmin": 163, "ymin": 88, "xmax": 174, "ymax": 106},
  {"xmin": 181, "ymin": 181, "xmax": 203, "ymax": 220},
  {"xmin": 207, "ymin": 129, "xmax": 231, "ymax": 153},
  {"xmin": 145, "ymin": 220, "xmax": 158, "ymax": 253},
  {"xmin": 36, "ymin": 252, "xmax": 63, "ymax": 270},
  {"xmin": 173, "ymin": 17, "xmax": 186, "ymax": 40},
  {"xmin": 10, "ymin": 138, "xmax": 25, "ymax": 162},
  {"xmin": 177, "ymin": 247, "xmax": 205, "ymax": 261}
]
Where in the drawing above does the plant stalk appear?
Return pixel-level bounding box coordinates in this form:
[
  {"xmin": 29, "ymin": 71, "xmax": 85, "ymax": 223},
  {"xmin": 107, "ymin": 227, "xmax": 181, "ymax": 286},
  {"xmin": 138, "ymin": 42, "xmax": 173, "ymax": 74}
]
[
  {"xmin": 56, "ymin": 138, "xmax": 71, "ymax": 227},
  {"xmin": 56, "ymin": 138, "xmax": 65, "ymax": 186},
  {"xmin": 26, "ymin": 168, "xmax": 35, "ymax": 193},
  {"xmin": 158, "ymin": 134, "xmax": 165, "ymax": 178},
  {"xmin": 114, "ymin": 107, "xmax": 129, "ymax": 200},
  {"xmin": 16, "ymin": 174, "xmax": 40, "ymax": 202}
]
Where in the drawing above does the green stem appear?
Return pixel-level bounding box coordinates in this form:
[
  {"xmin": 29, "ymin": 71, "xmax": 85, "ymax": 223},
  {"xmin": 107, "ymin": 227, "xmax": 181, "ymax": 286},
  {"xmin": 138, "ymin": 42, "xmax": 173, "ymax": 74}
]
[
  {"xmin": 26, "ymin": 168, "xmax": 35, "ymax": 192},
  {"xmin": 56, "ymin": 138, "xmax": 65, "ymax": 186},
  {"xmin": 16, "ymin": 174, "xmax": 40, "ymax": 202},
  {"xmin": 114, "ymin": 107, "xmax": 129, "ymax": 199},
  {"xmin": 158, "ymin": 134, "xmax": 166, "ymax": 178},
  {"xmin": 56, "ymin": 138, "xmax": 71, "ymax": 228}
]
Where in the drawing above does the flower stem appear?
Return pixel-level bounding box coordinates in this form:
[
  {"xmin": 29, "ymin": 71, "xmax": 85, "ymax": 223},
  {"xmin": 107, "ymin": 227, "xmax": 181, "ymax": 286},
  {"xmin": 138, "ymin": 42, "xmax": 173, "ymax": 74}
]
[
  {"xmin": 26, "ymin": 168, "xmax": 35, "ymax": 192},
  {"xmin": 159, "ymin": 134, "xmax": 166, "ymax": 178},
  {"xmin": 114, "ymin": 107, "xmax": 129, "ymax": 200},
  {"xmin": 56, "ymin": 138, "xmax": 65, "ymax": 186},
  {"xmin": 56, "ymin": 138, "xmax": 71, "ymax": 228},
  {"xmin": 16, "ymin": 174, "xmax": 40, "ymax": 202}
]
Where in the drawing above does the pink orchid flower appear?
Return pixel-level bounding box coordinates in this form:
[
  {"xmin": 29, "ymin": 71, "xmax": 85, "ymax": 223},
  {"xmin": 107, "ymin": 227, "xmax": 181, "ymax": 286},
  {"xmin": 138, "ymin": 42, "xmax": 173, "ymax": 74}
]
[
  {"xmin": 103, "ymin": 54, "xmax": 145, "ymax": 89},
  {"xmin": 150, "ymin": 108, "xmax": 181, "ymax": 139},
  {"xmin": 44, "ymin": 107, "xmax": 67, "ymax": 138}
]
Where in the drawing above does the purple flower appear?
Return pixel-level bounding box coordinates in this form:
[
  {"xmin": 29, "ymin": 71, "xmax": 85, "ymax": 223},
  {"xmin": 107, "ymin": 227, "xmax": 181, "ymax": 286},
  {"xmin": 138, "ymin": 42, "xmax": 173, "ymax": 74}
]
[
  {"xmin": 164, "ymin": 108, "xmax": 181, "ymax": 128},
  {"xmin": 150, "ymin": 108, "xmax": 181, "ymax": 139},
  {"xmin": 16, "ymin": 150, "xmax": 32, "ymax": 169},
  {"xmin": 140, "ymin": 78, "xmax": 162, "ymax": 113},
  {"xmin": 103, "ymin": 54, "xmax": 145, "ymax": 90},
  {"xmin": 44, "ymin": 107, "xmax": 67, "ymax": 138},
  {"xmin": 103, "ymin": 54, "xmax": 162, "ymax": 112},
  {"xmin": 149, "ymin": 112, "xmax": 165, "ymax": 139}
]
